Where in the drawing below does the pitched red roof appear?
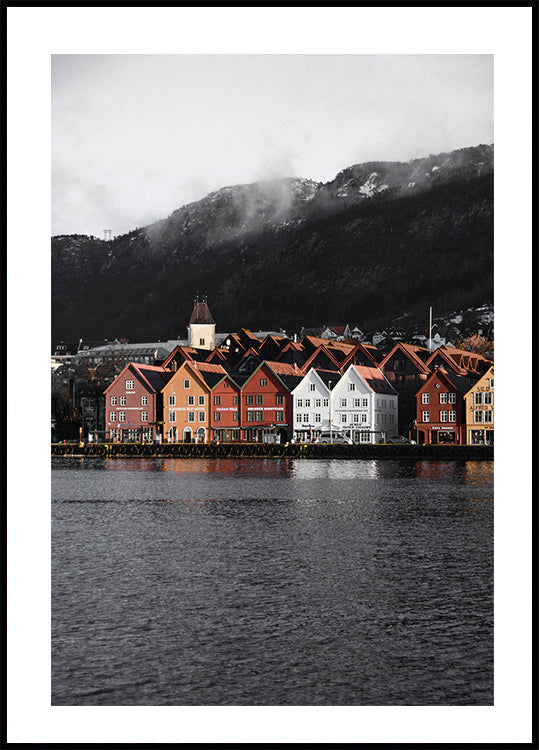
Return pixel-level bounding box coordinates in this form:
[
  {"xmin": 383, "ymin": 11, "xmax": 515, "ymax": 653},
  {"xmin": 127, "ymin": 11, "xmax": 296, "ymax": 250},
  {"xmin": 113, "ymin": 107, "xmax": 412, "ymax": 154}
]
[{"xmin": 352, "ymin": 365, "xmax": 397, "ymax": 395}]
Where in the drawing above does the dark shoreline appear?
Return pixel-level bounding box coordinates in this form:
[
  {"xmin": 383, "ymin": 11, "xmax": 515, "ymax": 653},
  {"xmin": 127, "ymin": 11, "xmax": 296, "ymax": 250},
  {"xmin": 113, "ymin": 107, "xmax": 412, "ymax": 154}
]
[{"xmin": 51, "ymin": 442, "xmax": 493, "ymax": 460}]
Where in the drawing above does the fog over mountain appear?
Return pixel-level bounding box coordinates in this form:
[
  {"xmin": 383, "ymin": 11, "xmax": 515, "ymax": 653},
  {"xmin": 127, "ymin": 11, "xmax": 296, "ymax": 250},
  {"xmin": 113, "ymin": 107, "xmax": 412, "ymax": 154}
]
[{"xmin": 52, "ymin": 144, "xmax": 493, "ymax": 345}]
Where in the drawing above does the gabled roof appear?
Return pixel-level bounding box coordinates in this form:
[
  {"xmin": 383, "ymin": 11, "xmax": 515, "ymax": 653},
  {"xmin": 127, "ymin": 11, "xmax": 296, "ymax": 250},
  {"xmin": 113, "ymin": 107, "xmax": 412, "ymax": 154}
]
[
  {"xmin": 175, "ymin": 360, "xmax": 228, "ymax": 391},
  {"xmin": 301, "ymin": 345, "xmax": 342, "ymax": 374},
  {"xmin": 236, "ymin": 328, "xmax": 262, "ymax": 348},
  {"xmin": 380, "ymin": 342, "xmax": 431, "ymax": 374},
  {"xmin": 430, "ymin": 346, "xmax": 491, "ymax": 373},
  {"xmin": 341, "ymin": 342, "xmax": 379, "ymax": 370},
  {"xmin": 425, "ymin": 347, "xmax": 468, "ymax": 375},
  {"xmin": 126, "ymin": 363, "xmax": 174, "ymax": 393},
  {"xmin": 232, "ymin": 346, "xmax": 261, "ymax": 372},
  {"xmin": 418, "ymin": 367, "xmax": 479, "ymax": 396},
  {"xmin": 463, "ymin": 364, "xmax": 494, "ymax": 396},
  {"xmin": 351, "ymin": 365, "xmax": 398, "ymax": 395},
  {"xmin": 240, "ymin": 360, "xmax": 303, "ymax": 393},
  {"xmin": 161, "ymin": 345, "xmax": 198, "ymax": 370}
]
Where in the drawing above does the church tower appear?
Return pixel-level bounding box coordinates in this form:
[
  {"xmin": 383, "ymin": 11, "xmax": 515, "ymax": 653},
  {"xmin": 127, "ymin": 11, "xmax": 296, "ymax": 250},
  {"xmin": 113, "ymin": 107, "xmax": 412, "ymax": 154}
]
[{"xmin": 187, "ymin": 295, "xmax": 216, "ymax": 350}]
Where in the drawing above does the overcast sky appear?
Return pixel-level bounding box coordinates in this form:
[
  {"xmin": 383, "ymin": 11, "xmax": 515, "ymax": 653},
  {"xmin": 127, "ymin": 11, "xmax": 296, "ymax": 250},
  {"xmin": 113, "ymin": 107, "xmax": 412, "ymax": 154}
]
[{"xmin": 52, "ymin": 54, "xmax": 493, "ymax": 238}]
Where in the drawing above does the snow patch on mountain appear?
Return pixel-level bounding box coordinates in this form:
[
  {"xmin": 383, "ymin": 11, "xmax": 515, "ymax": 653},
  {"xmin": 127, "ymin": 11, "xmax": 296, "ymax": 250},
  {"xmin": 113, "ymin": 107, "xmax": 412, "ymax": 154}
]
[{"xmin": 358, "ymin": 172, "xmax": 389, "ymax": 197}]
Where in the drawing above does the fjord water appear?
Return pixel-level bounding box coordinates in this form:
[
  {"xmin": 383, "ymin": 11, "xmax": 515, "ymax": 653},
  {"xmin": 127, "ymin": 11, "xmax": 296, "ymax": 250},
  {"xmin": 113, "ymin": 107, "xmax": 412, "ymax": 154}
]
[{"xmin": 51, "ymin": 457, "xmax": 493, "ymax": 705}]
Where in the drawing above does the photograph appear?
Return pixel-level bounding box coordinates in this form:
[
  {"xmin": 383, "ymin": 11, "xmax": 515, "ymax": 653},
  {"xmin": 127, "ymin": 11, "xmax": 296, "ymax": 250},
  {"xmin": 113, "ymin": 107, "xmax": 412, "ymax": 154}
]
[{"xmin": 6, "ymin": 4, "xmax": 534, "ymax": 746}]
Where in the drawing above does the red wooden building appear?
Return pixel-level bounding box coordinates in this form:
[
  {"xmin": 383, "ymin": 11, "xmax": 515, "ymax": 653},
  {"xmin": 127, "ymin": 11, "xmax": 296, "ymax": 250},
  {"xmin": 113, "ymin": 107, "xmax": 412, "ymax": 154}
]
[
  {"xmin": 209, "ymin": 373, "xmax": 242, "ymax": 443},
  {"xmin": 104, "ymin": 362, "xmax": 173, "ymax": 442},
  {"xmin": 239, "ymin": 361, "xmax": 302, "ymax": 443},
  {"xmin": 414, "ymin": 368, "xmax": 478, "ymax": 445}
]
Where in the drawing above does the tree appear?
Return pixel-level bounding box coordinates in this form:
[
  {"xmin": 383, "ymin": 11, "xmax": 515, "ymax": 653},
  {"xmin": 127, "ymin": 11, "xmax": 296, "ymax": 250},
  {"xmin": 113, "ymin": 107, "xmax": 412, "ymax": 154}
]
[{"xmin": 454, "ymin": 333, "xmax": 490, "ymax": 355}]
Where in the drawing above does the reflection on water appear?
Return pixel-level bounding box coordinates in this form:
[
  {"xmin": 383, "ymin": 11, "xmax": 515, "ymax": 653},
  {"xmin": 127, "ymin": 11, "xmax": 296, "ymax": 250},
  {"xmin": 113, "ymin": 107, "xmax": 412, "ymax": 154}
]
[
  {"xmin": 54, "ymin": 456, "xmax": 493, "ymax": 485},
  {"xmin": 52, "ymin": 457, "xmax": 493, "ymax": 706}
]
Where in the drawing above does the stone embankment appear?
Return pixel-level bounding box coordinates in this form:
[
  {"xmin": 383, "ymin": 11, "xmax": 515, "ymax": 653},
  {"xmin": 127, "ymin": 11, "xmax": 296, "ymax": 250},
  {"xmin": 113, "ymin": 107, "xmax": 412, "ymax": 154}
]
[{"xmin": 51, "ymin": 443, "xmax": 493, "ymax": 460}]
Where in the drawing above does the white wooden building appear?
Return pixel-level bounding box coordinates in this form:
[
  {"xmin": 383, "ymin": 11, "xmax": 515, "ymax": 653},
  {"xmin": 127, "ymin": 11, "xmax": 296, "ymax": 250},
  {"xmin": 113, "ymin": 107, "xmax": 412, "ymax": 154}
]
[{"xmin": 331, "ymin": 365, "xmax": 399, "ymax": 443}]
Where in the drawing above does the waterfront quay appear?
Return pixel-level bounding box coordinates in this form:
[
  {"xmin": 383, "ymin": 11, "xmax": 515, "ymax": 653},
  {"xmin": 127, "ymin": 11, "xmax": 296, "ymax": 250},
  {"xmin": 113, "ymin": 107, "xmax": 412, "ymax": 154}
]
[{"xmin": 51, "ymin": 442, "xmax": 493, "ymax": 460}]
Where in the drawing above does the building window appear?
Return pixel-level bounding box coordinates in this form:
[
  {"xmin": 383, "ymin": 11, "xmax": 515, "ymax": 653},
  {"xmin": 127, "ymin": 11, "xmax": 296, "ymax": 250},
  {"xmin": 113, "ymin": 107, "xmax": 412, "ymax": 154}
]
[
  {"xmin": 110, "ymin": 396, "xmax": 117, "ymax": 406},
  {"xmin": 125, "ymin": 380, "xmax": 135, "ymax": 390},
  {"xmin": 440, "ymin": 411, "xmax": 448, "ymax": 422},
  {"xmin": 199, "ymin": 338, "xmax": 205, "ymax": 346},
  {"xmin": 168, "ymin": 395, "xmax": 176, "ymax": 406},
  {"xmin": 361, "ymin": 414, "xmax": 367, "ymax": 423},
  {"xmin": 169, "ymin": 411, "xmax": 176, "ymax": 422},
  {"xmin": 449, "ymin": 411, "xmax": 456, "ymax": 422},
  {"xmin": 484, "ymin": 411, "xmax": 492, "ymax": 423},
  {"xmin": 260, "ymin": 378, "xmax": 268, "ymax": 387},
  {"xmin": 353, "ymin": 414, "xmax": 359, "ymax": 423},
  {"xmin": 198, "ymin": 395, "xmax": 205, "ymax": 406},
  {"xmin": 214, "ymin": 412, "xmax": 221, "ymax": 422},
  {"xmin": 309, "ymin": 383, "xmax": 316, "ymax": 391},
  {"xmin": 341, "ymin": 414, "xmax": 347, "ymax": 423},
  {"xmin": 360, "ymin": 432, "xmax": 370, "ymax": 443},
  {"xmin": 448, "ymin": 392, "xmax": 456, "ymax": 404},
  {"xmin": 296, "ymin": 413, "xmax": 302, "ymax": 423},
  {"xmin": 233, "ymin": 412, "xmax": 239, "ymax": 421},
  {"xmin": 120, "ymin": 396, "xmax": 126, "ymax": 406},
  {"xmin": 422, "ymin": 411, "xmax": 430, "ymax": 422},
  {"xmin": 315, "ymin": 399, "xmax": 321, "ymax": 407},
  {"xmin": 198, "ymin": 412, "xmax": 205, "ymax": 422},
  {"xmin": 187, "ymin": 395, "xmax": 195, "ymax": 406},
  {"xmin": 354, "ymin": 398, "xmax": 361, "ymax": 407},
  {"xmin": 474, "ymin": 411, "xmax": 483, "ymax": 423},
  {"xmin": 323, "ymin": 398, "xmax": 329, "ymax": 407},
  {"xmin": 141, "ymin": 396, "xmax": 148, "ymax": 405},
  {"xmin": 110, "ymin": 411, "xmax": 116, "ymax": 422},
  {"xmin": 440, "ymin": 393, "xmax": 448, "ymax": 404},
  {"xmin": 489, "ymin": 378, "xmax": 494, "ymax": 388},
  {"xmin": 214, "ymin": 395, "xmax": 221, "ymax": 406},
  {"xmin": 275, "ymin": 410, "xmax": 284, "ymax": 421},
  {"xmin": 255, "ymin": 395, "xmax": 263, "ymax": 405},
  {"xmin": 119, "ymin": 411, "xmax": 126, "ymax": 421},
  {"xmin": 141, "ymin": 411, "xmax": 148, "ymax": 422},
  {"xmin": 340, "ymin": 398, "xmax": 347, "ymax": 407},
  {"xmin": 187, "ymin": 412, "xmax": 195, "ymax": 422},
  {"xmin": 348, "ymin": 383, "xmax": 355, "ymax": 391},
  {"xmin": 302, "ymin": 414, "xmax": 309, "ymax": 423},
  {"xmin": 362, "ymin": 398, "xmax": 368, "ymax": 407},
  {"xmin": 256, "ymin": 411, "xmax": 264, "ymax": 422},
  {"xmin": 246, "ymin": 395, "xmax": 254, "ymax": 405},
  {"xmin": 484, "ymin": 392, "xmax": 492, "ymax": 405},
  {"xmin": 304, "ymin": 399, "xmax": 310, "ymax": 407},
  {"xmin": 422, "ymin": 393, "xmax": 430, "ymax": 404},
  {"xmin": 248, "ymin": 412, "xmax": 255, "ymax": 422},
  {"xmin": 315, "ymin": 413, "xmax": 321, "ymax": 423},
  {"xmin": 474, "ymin": 392, "xmax": 483, "ymax": 405},
  {"xmin": 184, "ymin": 379, "xmax": 190, "ymax": 389},
  {"xmin": 297, "ymin": 398, "xmax": 303, "ymax": 407},
  {"xmin": 276, "ymin": 394, "xmax": 284, "ymax": 405}
]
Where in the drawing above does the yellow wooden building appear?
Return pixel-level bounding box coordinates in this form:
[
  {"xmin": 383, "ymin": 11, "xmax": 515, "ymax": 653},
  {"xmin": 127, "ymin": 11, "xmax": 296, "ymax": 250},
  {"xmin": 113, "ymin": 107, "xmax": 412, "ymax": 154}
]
[{"xmin": 464, "ymin": 365, "xmax": 494, "ymax": 445}]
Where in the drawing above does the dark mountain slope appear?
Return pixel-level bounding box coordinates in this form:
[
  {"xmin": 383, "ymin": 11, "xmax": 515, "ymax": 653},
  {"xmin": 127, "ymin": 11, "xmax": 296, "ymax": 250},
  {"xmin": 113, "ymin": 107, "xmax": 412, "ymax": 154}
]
[{"xmin": 51, "ymin": 145, "xmax": 493, "ymax": 344}]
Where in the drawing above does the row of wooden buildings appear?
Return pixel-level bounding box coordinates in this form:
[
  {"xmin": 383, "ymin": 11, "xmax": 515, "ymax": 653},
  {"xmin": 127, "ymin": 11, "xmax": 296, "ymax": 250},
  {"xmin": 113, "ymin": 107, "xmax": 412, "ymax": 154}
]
[{"xmin": 101, "ymin": 300, "xmax": 494, "ymax": 446}]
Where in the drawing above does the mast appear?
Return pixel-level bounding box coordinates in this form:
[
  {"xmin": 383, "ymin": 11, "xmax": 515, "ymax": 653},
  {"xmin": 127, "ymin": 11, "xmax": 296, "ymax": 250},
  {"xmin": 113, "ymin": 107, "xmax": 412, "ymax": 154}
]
[{"xmin": 428, "ymin": 306, "xmax": 432, "ymax": 352}]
